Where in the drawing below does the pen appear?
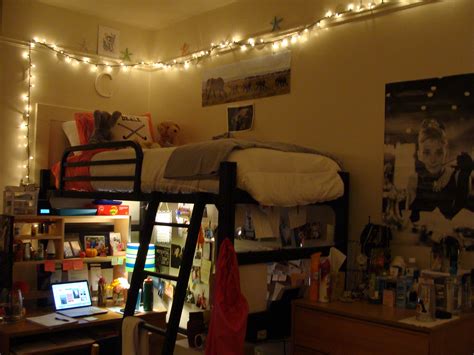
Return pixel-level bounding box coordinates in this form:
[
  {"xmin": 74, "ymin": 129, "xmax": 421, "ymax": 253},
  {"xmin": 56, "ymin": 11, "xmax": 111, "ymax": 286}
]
[{"xmin": 55, "ymin": 317, "xmax": 69, "ymax": 322}]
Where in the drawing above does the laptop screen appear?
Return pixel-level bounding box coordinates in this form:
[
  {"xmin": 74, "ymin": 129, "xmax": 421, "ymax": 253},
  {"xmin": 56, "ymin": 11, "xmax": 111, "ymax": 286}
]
[{"xmin": 52, "ymin": 280, "xmax": 92, "ymax": 310}]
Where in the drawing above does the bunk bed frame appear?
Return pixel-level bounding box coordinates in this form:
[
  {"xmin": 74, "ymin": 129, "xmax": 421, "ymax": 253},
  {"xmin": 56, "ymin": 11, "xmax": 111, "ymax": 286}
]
[{"xmin": 57, "ymin": 140, "xmax": 349, "ymax": 355}]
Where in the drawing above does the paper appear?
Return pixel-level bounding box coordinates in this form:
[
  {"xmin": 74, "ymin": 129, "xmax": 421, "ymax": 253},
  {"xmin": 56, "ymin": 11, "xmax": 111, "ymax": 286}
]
[
  {"xmin": 329, "ymin": 247, "xmax": 346, "ymax": 275},
  {"xmin": 89, "ymin": 265, "xmax": 102, "ymax": 291},
  {"xmin": 62, "ymin": 260, "xmax": 74, "ymax": 271},
  {"xmin": 117, "ymin": 256, "xmax": 124, "ymax": 265},
  {"xmin": 111, "ymin": 257, "xmax": 119, "ymax": 266},
  {"xmin": 251, "ymin": 206, "xmax": 274, "ymax": 239},
  {"xmin": 288, "ymin": 207, "xmax": 307, "ymax": 229},
  {"xmin": 68, "ymin": 269, "xmax": 89, "ymax": 282},
  {"xmin": 83, "ymin": 316, "xmax": 98, "ymax": 321},
  {"xmin": 201, "ymin": 259, "xmax": 212, "ymax": 285},
  {"xmin": 44, "ymin": 260, "xmax": 56, "ymax": 272},
  {"xmin": 203, "ymin": 242, "xmax": 211, "ymax": 261},
  {"xmin": 27, "ymin": 313, "xmax": 77, "ymax": 327},
  {"xmin": 73, "ymin": 259, "xmax": 84, "ymax": 270}
]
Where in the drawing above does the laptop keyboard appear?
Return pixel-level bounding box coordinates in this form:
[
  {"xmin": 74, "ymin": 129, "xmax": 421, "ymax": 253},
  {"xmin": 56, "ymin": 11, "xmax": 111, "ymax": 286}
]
[{"xmin": 59, "ymin": 306, "xmax": 106, "ymax": 318}]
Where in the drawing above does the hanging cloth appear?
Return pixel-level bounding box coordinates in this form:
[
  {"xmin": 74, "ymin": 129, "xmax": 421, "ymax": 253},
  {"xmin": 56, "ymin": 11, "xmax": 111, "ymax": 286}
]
[{"xmin": 205, "ymin": 238, "xmax": 248, "ymax": 355}]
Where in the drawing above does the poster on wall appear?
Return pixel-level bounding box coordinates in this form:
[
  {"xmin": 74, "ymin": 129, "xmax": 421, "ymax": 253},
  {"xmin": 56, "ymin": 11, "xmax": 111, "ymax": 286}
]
[
  {"xmin": 98, "ymin": 26, "xmax": 120, "ymax": 58},
  {"xmin": 383, "ymin": 73, "xmax": 474, "ymax": 249},
  {"xmin": 202, "ymin": 50, "xmax": 291, "ymax": 107}
]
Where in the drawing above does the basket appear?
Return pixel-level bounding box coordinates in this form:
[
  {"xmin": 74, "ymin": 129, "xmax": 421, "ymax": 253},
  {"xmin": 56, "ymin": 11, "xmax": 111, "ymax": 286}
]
[{"xmin": 3, "ymin": 185, "xmax": 39, "ymax": 216}]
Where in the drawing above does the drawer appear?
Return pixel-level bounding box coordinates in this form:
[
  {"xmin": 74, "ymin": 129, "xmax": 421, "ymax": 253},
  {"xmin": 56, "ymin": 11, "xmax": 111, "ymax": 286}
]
[{"xmin": 293, "ymin": 306, "xmax": 429, "ymax": 355}]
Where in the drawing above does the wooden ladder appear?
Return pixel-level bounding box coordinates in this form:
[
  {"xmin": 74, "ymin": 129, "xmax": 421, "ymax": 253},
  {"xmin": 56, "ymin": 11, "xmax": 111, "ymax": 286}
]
[{"xmin": 123, "ymin": 197, "xmax": 206, "ymax": 355}]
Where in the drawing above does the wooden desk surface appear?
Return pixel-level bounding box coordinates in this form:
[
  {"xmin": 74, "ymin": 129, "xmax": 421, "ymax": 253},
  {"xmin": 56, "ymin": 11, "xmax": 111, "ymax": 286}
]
[
  {"xmin": 293, "ymin": 299, "xmax": 474, "ymax": 333},
  {"xmin": 0, "ymin": 307, "xmax": 167, "ymax": 354}
]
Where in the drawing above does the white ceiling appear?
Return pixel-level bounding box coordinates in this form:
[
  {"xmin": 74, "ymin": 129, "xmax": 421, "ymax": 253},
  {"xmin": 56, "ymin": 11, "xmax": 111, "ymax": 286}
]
[{"xmin": 36, "ymin": 0, "xmax": 240, "ymax": 30}]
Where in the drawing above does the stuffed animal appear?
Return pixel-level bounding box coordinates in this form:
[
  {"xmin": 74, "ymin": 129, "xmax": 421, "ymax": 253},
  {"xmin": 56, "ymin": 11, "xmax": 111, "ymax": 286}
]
[
  {"xmin": 88, "ymin": 110, "xmax": 121, "ymax": 144},
  {"xmin": 157, "ymin": 121, "xmax": 181, "ymax": 147}
]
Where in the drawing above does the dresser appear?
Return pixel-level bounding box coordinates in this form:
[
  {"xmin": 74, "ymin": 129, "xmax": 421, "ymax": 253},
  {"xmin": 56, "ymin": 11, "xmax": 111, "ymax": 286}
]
[{"xmin": 292, "ymin": 300, "xmax": 474, "ymax": 355}]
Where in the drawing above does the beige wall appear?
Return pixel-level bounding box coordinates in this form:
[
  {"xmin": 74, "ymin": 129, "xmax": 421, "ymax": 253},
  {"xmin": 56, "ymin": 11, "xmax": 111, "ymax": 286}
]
[
  {"xmin": 148, "ymin": 0, "xmax": 474, "ymax": 269},
  {"xmin": 0, "ymin": 0, "xmax": 153, "ymax": 192}
]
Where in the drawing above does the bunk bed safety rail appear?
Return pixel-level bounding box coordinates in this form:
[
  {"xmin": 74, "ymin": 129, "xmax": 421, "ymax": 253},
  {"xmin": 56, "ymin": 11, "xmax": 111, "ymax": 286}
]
[{"xmin": 58, "ymin": 140, "xmax": 144, "ymax": 195}]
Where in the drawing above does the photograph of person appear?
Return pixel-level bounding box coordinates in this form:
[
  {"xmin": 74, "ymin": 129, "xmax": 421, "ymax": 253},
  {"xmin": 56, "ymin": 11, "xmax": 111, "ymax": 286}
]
[
  {"xmin": 383, "ymin": 73, "xmax": 474, "ymax": 246},
  {"xmin": 227, "ymin": 104, "xmax": 254, "ymax": 132},
  {"xmin": 171, "ymin": 244, "xmax": 183, "ymax": 268}
]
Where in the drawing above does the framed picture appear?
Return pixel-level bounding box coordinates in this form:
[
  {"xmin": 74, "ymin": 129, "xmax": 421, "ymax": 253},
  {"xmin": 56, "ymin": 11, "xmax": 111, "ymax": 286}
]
[
  {"xmin": 63, "ymin": 241, "xmax": 74, "ymax": 258},
  {"xmin": 170, "ymin": 244, "xmax": 183, "ymax": 268},
  {"xmin": 70, "ymin": 240, "xmax": 82, "ymax": 257},
  {"xmin": 109, "ymin": 232, "xmax": 125, "ymax": 256},
  {"xmin": 227, "ymin": 104, "xmax": 254, "ymax": 132},
  {"xmin": 98, "ymin": 25, "xmax": 120, "ymax": 58},
  {"xmin": 81, "ymin": 233, "xmax": 109, "ymax": 256}
]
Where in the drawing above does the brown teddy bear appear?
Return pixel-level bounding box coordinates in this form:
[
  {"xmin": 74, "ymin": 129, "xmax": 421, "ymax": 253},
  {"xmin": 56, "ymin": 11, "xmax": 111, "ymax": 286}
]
[{"xmin": 157, "ymin": 121, "xmax": 181, "ymax": 147}]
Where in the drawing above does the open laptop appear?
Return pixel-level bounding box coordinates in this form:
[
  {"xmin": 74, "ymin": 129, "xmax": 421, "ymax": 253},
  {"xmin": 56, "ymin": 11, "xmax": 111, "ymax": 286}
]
[{"xmin": 52, "ymin": 280, "xmax": 108, "ymax": 318}]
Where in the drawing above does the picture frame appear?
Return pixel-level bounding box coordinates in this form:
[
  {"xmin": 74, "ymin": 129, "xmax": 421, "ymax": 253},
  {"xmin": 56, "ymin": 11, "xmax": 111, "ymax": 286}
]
[
  {"xmin": 227, "ymin": 104, "xmax": 254, "ymax": 132},
  {"xmin": 63, "ymin": 241, "xmax": 74, "ymax": 258},
  {"xmin": 80, "ymin": 233, "xmax": 110, "ymax": 256},
  {"xmin": 70, "ymin": 240, "xmax": 82, "ymax": 257},
  {"xmin": 109, "ymin": 232, "xmax": 125, "ymax": 256},
  {"xmin": 98, "ymin": 25, "xmax": 120, "ymax": 58}
]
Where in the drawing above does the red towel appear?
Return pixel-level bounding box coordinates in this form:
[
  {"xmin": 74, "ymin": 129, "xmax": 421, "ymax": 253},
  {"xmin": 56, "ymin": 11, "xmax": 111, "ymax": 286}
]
[{"xmin": 205, "ymin": 239, "xmax": 248, "ymax": 355}]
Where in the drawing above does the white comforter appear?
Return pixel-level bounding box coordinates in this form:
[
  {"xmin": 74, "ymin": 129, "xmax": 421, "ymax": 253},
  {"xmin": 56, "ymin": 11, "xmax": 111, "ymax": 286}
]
[{"xmin": 90, "ymin": 147, "xmax": 343, "ymax": 206}]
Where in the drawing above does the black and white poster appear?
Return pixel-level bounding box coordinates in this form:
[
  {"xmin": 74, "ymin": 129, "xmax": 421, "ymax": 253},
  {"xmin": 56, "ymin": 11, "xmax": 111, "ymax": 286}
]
[{"xmin": 383, "ymin": 73, "xmax": 474, "ymax": 248}]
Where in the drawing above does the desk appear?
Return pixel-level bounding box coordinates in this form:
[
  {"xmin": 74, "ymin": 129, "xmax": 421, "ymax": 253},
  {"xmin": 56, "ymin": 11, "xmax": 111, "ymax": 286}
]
[
  {"xmin": 292, "ymin": 300, "xmax": 474, "ymax": 355},
  {"xmin": 0, "ymin": 308, "xmax": 166, "ymax": 355}
]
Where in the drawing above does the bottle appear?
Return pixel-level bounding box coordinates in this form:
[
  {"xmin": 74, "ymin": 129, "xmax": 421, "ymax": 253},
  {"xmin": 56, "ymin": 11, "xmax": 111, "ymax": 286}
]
[
  {"xmin": 406, "ymin": 270, "xmax": 419, "ymax": 309},
  {"xmin": 406, "ymin": 257, "xmax": 418, "ymax": 278},
  {"xmin": 396, "ymin": 277, "xmax": 407, "ymax": 308},
  {"xmin": 417, "ymin": 277, "xmax": 435, "ymax": 322},
  {"xmin": 309, "ymin": 252, "xmax": 321, "ymax": 302},
  {"xmin": 142, "ymin": 277, "xmax": 153, "ymax": 311}
]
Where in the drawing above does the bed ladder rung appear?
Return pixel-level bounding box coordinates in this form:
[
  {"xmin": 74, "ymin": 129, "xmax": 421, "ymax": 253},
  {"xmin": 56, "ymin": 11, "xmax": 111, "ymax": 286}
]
[
  {"xmin": 145, "ymin": 271, "xmax": 179, "ymax": 282},
  {"xmin": 153, "ymin": 222, "xmax": 190, "ymax": 228}
]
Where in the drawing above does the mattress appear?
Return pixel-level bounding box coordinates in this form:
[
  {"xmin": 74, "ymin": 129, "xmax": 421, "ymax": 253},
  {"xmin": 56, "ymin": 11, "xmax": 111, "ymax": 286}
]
[{"xmin": 88, "ymin": 147, "xmax": 343, "ymax": 206}]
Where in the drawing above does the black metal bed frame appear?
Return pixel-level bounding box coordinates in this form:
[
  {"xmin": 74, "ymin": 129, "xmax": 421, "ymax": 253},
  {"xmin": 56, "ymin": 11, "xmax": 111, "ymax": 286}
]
[{"xmin": 58, "ymin": 141, "xmax": 349, "ymax": 355}]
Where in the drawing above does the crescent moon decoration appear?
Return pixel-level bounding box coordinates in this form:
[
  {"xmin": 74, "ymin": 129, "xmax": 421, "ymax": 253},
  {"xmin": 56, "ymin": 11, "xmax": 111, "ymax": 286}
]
[{"xmin": 95, "ymin": 72, "xmax": 113, "ymax": 98}]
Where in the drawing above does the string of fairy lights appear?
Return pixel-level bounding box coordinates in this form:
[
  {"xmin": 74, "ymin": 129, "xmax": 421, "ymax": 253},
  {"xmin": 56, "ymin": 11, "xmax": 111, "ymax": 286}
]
[{"xmin": 18, "ymin": 0, "xmax": 432, "ymax": 184}]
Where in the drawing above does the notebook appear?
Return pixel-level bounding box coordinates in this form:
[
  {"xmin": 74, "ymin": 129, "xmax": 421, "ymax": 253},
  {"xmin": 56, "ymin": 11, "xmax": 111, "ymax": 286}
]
[{"xmin": 52, "ymin": 280, "xmax": 108, "ymax": 318}]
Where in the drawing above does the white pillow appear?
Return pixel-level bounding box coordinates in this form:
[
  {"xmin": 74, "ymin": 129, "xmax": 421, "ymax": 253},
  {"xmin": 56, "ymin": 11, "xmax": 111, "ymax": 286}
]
[
  {"xmin": 62, "ymin": 121, "xmax": 81, "ymax": 147},
  {"xmin": 110, "ymin": 114, "xmax": 155, "ymax": 144}
]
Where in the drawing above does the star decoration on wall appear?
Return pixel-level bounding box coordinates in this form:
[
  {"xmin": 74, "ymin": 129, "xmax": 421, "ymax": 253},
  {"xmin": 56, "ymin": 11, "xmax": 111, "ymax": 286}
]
[
  {"xmin": 181, "ymin": 42, "xmax": 190, "ymax": 56},
  {"xmin": 78, "ymin": 39, "xmax": 90, "ymax": 52},
  {"xmin": 120, "ymin": 48, "xmax": 133, "ymax": 61},
  {"xmin": 270, "ymin": 16, "xmax": 283, "ymax": 32}
]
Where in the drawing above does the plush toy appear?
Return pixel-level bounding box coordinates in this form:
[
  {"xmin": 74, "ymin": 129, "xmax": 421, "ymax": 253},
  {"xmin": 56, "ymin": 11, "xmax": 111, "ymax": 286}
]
[
  {"xmin": 157, "ymin": 121, "xmax": 181, "ymax": 147},
  {"xmin": 88, "ymin": 110, "xmax": 121, "ymax": 144}
]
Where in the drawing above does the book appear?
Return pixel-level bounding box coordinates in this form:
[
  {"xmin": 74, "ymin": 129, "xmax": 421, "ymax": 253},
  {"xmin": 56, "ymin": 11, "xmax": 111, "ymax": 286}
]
[{"xmin": 27, "ymin": 313, "xmax": 77, "ymax": 327}]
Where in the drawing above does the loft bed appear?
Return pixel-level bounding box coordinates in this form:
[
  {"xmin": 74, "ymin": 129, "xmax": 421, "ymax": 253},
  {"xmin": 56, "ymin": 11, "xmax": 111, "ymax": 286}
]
[{"xmin": 37, "ymin": 104, "xmax": 349, "ymax": 355}]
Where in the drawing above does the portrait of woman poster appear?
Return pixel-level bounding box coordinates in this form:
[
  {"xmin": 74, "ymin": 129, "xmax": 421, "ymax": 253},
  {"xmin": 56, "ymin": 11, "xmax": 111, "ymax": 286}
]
[{"xmin": 383, "ymin": 73, "xmax": 474, "ymax": 248}]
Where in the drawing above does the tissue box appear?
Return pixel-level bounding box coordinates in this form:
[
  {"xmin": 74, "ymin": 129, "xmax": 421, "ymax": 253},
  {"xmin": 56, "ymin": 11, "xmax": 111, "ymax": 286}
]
[{"xmin": 96, "ymin": 205, "xmax": 129, "ymax": 216}]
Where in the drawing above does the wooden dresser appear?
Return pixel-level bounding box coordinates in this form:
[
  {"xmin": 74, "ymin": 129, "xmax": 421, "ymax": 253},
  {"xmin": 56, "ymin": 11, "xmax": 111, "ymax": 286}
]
[{"xmin": 292, "ymin": 300, "xmax": 474, "ymax": 355}]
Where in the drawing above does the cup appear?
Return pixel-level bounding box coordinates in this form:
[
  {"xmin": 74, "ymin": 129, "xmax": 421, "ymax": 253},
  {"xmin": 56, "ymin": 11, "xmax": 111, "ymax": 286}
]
[{"xmin": 1, "ymin": 289, "xmax": 23, "ymax": 323}]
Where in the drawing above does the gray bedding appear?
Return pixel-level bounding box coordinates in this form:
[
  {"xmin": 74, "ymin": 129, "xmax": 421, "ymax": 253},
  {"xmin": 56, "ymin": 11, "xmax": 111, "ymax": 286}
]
[{"xmin": 163, "ymin": 138, "xmax": 342, "ymax": 179}]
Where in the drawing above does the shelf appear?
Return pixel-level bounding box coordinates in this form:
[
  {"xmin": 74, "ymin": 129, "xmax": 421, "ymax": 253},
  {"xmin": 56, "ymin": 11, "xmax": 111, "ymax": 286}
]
[
  {"xmin": 66, "ymin": 256, "xmax": 126, "ymax": 263},
  {"xmin": 14, "ymin": 234, "xmax": 62, "ymax": 241},
  {"xmin": 14, "ymin": 259, "xmax": 62, "ymax": 265},
  {"xmin": 13, "ymin": 216, "xmax": 63, "ymax": 222}
]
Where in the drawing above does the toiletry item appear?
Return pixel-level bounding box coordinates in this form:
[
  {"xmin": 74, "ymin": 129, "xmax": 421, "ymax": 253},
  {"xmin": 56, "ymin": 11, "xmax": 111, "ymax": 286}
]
[
  {"xmin": 417, "ymin": 277, "xmax": 435, "ymax": 322},
  {"xmin": 383, "ymin": 289, "xmax": 395, "ymax": 307},
  {"xmin": 406, "ymin": 272, "xmax": 419, "ymax": 309},
  {"xmin": 309, "ymin": 252, "xmax": 321, "ymax": 301},
  {"xmin": 23, "ymin": 242, "xmax": 31, "ymax": 261},
  {"xmin": 46, "ymin": 240, "xmax": 56, "ymax": 259},
  {"xmin": 319, "ymin": 258, "xmax": 331, "ymax": 303},
  {"xmin": 406, "ymin": 257, "xmax": 418, "ymax": 278},
  {"xmin": 143, "ymin": 277, "xmax": 153, "ymax": 311},
  {"xmin": 396, "ymin": 277, "xmax": 407, "ymax": 308}
]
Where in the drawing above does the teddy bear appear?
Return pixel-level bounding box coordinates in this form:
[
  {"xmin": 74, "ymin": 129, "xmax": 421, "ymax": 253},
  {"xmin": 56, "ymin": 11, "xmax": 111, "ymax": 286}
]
[
  {"xmin": 157, "ymin": 121, "xmax": 181, "ymax": 147},
  {"xmin": 88, "ymin": 110, "xmax": 121, "ymax": 144}
]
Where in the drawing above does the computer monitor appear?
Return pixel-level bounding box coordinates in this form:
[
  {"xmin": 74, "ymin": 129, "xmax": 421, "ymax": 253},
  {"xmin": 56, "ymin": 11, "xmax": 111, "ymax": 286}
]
[{"xmin": 52, "ymin": 280, "xmax": 92, "ymax": 310}]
